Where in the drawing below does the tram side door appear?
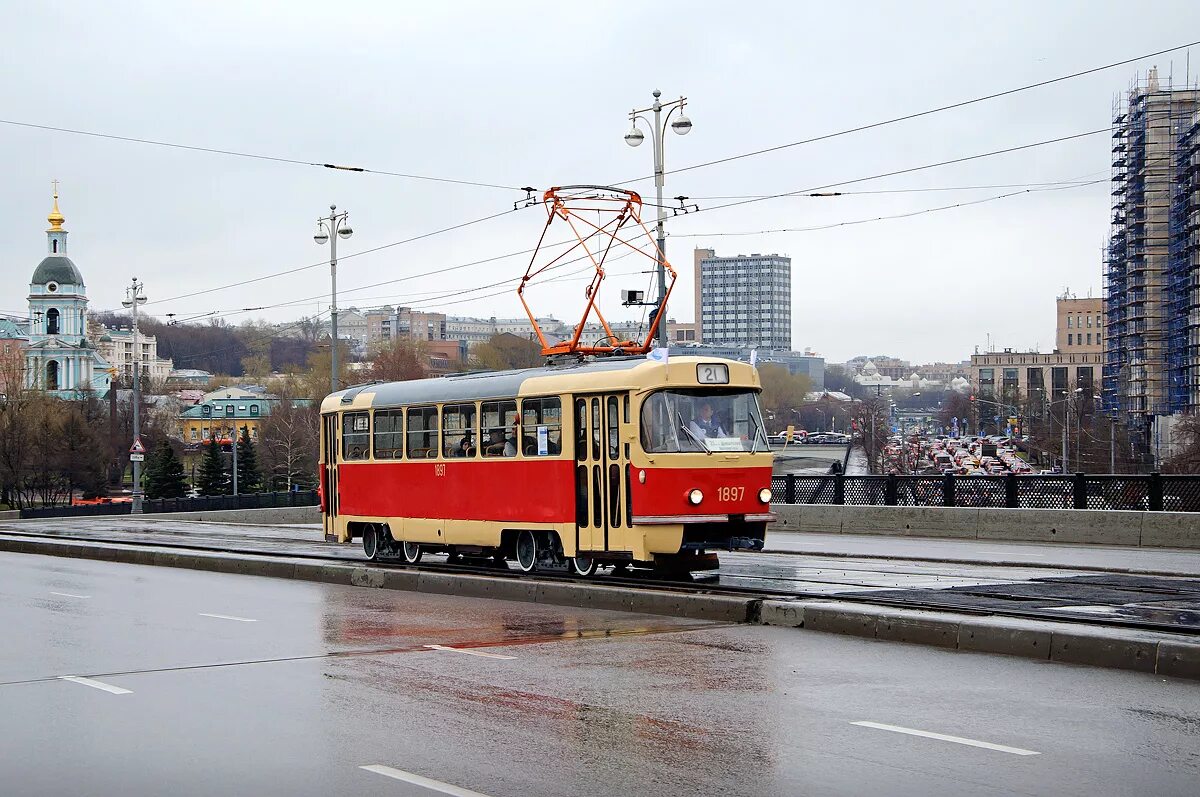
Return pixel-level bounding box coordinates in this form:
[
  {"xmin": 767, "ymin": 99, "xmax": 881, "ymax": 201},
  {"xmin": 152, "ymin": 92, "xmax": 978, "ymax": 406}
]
[
  {"xmin": 322, "ymin": 413, "xmax": 340, "ymax": 540},
  {"xmin": 574, "ymin": 394, "xmax": 632, "ymax": 554}
]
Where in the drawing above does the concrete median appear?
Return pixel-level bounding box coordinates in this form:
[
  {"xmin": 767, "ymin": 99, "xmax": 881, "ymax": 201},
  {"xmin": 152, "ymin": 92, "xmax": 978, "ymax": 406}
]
[
  {"xmin": 761, "ymin": 598, "xmax": 1199, "ymax": 680},
  {"xmin": 772, "ymin": 503, "xmax": 1199, "ymax": 549}
]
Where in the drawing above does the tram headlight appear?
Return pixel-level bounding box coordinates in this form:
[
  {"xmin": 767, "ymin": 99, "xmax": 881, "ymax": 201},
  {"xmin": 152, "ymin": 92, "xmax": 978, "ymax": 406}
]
[
  {"xmin": 759, "ymin": 487, "xmax": 772, "ymax": 504},
  {"xmin": 688, "ymin": 489, "xmax": 704, "ymax": 505}
]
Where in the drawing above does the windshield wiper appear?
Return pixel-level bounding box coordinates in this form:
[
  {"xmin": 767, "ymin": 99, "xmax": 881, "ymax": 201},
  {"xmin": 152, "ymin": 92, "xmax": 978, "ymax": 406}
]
[
  {"xmin": 748, "ymin": 413, "xmax": 762, "ymax": 454},
  {"xmin": 680, "ymin": 423, "xmax": 713, "ymax": 455}
]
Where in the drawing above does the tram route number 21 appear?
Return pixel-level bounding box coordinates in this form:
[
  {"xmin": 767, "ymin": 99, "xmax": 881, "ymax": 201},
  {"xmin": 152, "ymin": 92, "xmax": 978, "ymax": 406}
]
[
  {"xmin": 718, "ymin": 486, "xmax": 744, "ymax": 502},
  {"xmin": 434, "ymin": 464, "xmax": 446, "ymax": 477}
]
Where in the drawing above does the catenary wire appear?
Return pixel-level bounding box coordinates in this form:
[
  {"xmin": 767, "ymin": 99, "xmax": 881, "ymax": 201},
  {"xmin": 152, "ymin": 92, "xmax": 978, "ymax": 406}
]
[
  {"xmin": 144, "ymin": 207, "xmax": 522, "ymax": 307},
  {"xmin": 0, "ymin": 118, "xmax": 525, "ymax": 191},
  {"xmin": 614, "ymin": 39, "xmax": 1200, "ymax": 185},
  {"xmin": 672, "ymin": 180, "xmax": 1106, "ymax": 238}
]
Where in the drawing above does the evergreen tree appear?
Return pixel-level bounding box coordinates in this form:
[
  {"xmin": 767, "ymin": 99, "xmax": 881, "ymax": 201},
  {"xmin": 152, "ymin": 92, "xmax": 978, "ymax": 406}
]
[
  {"xmin": 235, "ymin": 425, "xmax": 262, "ymax": 493},
  {"xmin": 196, "ymin": 434, "xmax": 229, "ymax": 496},
  {"xmin": 145, "ymin": 439, "xmax": 188, "ymax": 499}
]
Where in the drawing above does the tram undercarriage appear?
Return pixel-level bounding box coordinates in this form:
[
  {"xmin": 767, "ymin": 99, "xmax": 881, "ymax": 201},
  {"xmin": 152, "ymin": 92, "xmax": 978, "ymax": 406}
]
[{"xmin": 351, "ymin": 521, "xmax": 760, "ymax": 575}]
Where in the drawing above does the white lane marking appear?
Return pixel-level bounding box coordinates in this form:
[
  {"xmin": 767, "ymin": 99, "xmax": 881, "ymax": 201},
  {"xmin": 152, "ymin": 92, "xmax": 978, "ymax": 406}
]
[
  {"xmin": 977, "ymin": 551, "xmax": 1046, "ymax": 558},
  {"xmin": 422, "ymin": 644, "xmax": 515, "ymax": 660},
  {"xmin": 58, "ymin": 676, "xmax": 132, "ymax": 695},
  {"xmin": 49, "ymin": 592, "xmax": 91, "ymax": 599},
  {"xmin": 361, "ymin": 765, "xmax": 493, "ymax": 796},
  {"xmin": 198, "ymin": 613, "xmax": 257, "ymax": 623},
  {"xmin": 851, "ymin": 721, "xmax": 1040, "ymax": 756}
]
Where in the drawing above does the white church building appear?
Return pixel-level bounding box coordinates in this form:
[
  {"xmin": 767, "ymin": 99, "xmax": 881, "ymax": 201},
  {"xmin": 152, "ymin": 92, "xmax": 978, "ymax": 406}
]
[{"xmin": 22, "ymin": 189, "xmax": 113, "ymax": 398}]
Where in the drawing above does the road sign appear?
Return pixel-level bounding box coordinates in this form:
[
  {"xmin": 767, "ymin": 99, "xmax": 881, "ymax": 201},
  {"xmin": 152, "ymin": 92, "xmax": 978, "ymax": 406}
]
[
  {"xmin": 129, "ymin": 453, "xmax": 145, "ymax": 462},
  {"xmin": 129, "ymin": 437, "xmax": 146, "ymax": 455}
]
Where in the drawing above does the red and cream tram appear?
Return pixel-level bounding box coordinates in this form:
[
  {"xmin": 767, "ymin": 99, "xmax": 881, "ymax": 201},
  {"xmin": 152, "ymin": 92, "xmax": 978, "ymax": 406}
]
[{"xmin": 319, "ymin": 355, "xmax": 774, "ymax": 573}]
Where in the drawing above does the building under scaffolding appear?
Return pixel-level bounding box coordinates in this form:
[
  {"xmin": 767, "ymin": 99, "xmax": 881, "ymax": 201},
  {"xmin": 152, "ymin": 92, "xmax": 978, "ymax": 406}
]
[
  {"xmin": 1103, "ymin": 67, "xmax": 1200, "ymax": 462},
  {"xmin": 1166, "ymin": 108, "xmax": 1200, "ymax": 413}
]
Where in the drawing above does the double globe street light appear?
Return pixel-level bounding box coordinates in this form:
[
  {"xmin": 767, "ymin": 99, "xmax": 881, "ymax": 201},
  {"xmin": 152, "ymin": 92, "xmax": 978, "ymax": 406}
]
[
  {"xmin": 313, "ymin": 206, "xmax": 353, "ymax": 394},
  {"xmin": 624, "ymin": 90, "xmax": 692, "ymax": 348}
]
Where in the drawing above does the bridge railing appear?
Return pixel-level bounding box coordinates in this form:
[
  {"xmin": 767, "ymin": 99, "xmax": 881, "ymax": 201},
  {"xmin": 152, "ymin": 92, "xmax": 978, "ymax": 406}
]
[
  {"xmin": 18, "ymin": 490, "xmax": 319, "ymax": 520},
  {"xmin": 770, "ymin": 473, "xmax": 1200, "ymax": 512}
]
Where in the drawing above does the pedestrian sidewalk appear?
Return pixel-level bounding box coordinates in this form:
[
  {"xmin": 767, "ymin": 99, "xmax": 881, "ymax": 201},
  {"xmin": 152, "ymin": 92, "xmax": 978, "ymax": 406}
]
[{"xmin": 765, "ymin": 530, "xmax": 1200, "ymax": 577}]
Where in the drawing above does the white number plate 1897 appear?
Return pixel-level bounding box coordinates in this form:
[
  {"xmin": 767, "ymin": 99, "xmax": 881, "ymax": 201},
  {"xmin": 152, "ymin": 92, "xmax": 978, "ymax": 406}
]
[{"xmin": 697, "ymin": 363, "xmax": 729, "ymax": 384}]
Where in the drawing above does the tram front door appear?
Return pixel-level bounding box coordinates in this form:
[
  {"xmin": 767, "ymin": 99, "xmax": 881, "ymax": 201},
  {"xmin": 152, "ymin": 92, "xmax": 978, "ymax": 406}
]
[
  {"xmin": 574, "ymin": 394, "xmax": 632, "ymax": 555},
  {"xmin": 321, "ymin": 413, "xmax": 340, "ymax": 542}
]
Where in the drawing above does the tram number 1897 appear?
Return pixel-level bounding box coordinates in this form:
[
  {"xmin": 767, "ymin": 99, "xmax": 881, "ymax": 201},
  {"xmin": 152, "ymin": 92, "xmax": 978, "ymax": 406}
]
[{"xmin": 718, "ymin": 486, "xmax": 744, "ymax": 502}]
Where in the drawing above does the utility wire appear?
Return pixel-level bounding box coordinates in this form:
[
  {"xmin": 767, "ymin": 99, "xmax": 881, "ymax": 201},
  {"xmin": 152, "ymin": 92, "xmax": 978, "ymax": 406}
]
[
  {"xmin": 673, "ymin": 180, "xmax": 1105, "ymax": 238},
  {"xmin": 686, "ymin": 177, "xmax": 1108, "ymax": 200},
  {"xmin": 0, "ymin": 117, "xmax": 525, "ymax": 191},
  {"xmin": 145, "ymin": 207, "xmax": 521, "ymax": 307},
  {"xmin": 616, "ymin": 39, "xmax": 1200, "ymax": 184},
  {"xmin": 688, "ymin": 128, "xmax": 1110, "ymax": 216}
]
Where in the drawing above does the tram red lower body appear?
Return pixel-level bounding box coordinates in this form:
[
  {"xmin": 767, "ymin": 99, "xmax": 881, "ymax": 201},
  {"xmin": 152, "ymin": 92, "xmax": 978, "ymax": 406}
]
[
  {"xmin": 336, "ymin": 459, "xmax": 576, "ymax": 523},
  {"xmin": 334, "ymin": 460, "xmax": 773, "ymax": 524}
]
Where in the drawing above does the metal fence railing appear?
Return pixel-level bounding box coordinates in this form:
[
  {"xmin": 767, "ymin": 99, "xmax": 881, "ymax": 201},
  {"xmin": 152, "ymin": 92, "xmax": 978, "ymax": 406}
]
[
  {"xmin": 770, "ymin": 473, "xmax": 1200, "ymax": 512},
  {"xmin": 18, "ymin": 490, "xmax": 319, "ymax": 520}
]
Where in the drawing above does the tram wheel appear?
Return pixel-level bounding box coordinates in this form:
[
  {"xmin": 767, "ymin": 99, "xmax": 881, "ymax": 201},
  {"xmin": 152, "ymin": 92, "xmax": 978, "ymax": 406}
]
[
  {"xmin": 363, "ymin": 525, "xmax": 381, "ymax": 561},
  {"xmin": 571, "ymin": 555, "xmax": 598, "ymax": 577},
  {"xmin": 515, "ymin": 530, "xmax": 538, "ymax": 573},
  {"xmin": 401, "ymin": 541, "xmax": 423, "ymax": 564}
]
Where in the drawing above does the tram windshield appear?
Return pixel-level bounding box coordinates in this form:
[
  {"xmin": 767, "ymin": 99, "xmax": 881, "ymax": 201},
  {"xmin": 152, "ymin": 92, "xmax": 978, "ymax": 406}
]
[{"xmin": 640, "ymin": 389, "xmax": 769, "ymax": 453}]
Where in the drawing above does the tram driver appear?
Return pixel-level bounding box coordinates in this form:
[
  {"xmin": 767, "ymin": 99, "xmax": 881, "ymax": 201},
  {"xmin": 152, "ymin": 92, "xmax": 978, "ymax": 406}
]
[{"xmin": 688, "ymin": 399, "xmax": 728, "ymax": 439}]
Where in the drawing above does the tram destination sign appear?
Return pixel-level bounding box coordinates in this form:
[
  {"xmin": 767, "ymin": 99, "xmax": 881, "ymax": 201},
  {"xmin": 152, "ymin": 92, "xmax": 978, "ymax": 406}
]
[{"xmin": 697, "ymin": 363, "xmax": 729, "ymax": 384}]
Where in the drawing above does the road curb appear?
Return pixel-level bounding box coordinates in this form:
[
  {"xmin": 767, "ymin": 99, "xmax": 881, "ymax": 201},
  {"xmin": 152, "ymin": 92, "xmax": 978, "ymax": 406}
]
[
  {"xmin": 6, "ymin": 534, "xmax": 1197, "ymax": 681},
  {"xmin": 760, "ymin": 599, "xmax": 1200, "ymax": 680},
  {"xmin": 0, "ymin": 535, "xmax": 756, "ymax": 624}
]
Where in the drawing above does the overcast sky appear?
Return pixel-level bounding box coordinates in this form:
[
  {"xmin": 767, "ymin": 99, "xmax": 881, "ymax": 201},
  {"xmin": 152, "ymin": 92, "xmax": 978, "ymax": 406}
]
[{"xmin": 4, "ymin": 1, "xmax": 1199, "ymax": 363}]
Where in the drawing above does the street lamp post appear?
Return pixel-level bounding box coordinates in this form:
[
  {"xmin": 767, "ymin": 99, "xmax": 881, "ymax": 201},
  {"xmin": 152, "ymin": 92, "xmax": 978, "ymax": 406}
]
[
  {"xmin": 122, "ymin": 278, "xmax": 147, "ymax": 514},
  {"xmin": 313, "ymin": 205, "xmax": 353, "ymax": 394},
  {"xmin": 624, "ymin": 90, "xmax": 692, "ymax": 349}
]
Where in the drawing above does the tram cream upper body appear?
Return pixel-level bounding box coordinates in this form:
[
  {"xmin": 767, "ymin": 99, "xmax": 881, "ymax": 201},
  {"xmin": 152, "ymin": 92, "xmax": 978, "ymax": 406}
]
[{"xmin": 321, "ymin": 356, "xmax": 762, "ymax": 415}]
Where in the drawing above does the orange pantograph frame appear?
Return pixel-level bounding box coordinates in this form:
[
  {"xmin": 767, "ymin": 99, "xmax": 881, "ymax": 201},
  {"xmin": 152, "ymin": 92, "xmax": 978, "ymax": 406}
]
[{"xmin": 517, "ymin": 185, "xmax": 677, "ymax": 356}]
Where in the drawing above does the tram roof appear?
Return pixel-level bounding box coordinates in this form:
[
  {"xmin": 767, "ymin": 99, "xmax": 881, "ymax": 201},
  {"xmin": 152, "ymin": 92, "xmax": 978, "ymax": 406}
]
[{"xmin": 324, "ymin": 355, "xmax": 754, "ymax": 411}]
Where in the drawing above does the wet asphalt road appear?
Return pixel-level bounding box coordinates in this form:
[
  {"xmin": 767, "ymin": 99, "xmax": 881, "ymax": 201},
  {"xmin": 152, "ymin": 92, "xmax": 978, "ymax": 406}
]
[{"xmin": 4, "ymin": 552, "xmax": 1200, "ymax": 797}]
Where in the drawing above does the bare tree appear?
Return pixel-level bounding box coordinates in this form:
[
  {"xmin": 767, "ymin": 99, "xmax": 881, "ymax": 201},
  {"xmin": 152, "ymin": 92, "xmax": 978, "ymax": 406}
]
[
  {"xmin": 259, "ymin": 396, "xmax": 319, "ymax": 491},
  {"xmin": 364, "ymin": 338, "xmax": 427, "ymax": 383}
]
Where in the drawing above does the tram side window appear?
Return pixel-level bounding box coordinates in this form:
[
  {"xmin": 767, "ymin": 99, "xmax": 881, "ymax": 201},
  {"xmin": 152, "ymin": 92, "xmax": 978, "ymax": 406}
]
[
  {"xmin": 342, "ymin": 412, "xmax": 370, "ymax": 460},
  {"xmin": 575, "ymin": 398, "xmax": 587, "ymax": 461},
  {"xmin": 373, "ymin": 410, "xmax": 404, "ymax": 459},
  {"xmin": 442, "ymin": 403, "xmax": 478, "ymax": 458},
  {"xmin": 406, "ymin": 406, "xmax": 439, "ymax": 459},
  {"xmin": 520, "ymin": 397, "xmax": 562, "ymax": 456},
  {"xmin": 481, "ymin": 400, "xmax": 518, "ymax": 457}
]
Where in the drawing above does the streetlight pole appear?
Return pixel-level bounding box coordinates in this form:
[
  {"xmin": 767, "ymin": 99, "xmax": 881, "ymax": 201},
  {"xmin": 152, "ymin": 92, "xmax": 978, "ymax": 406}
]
[
  {"xmin": 625, "ymin": 90, "xmax": 692, "ymax": 349},
  {"xmin": 1110, "ymin": 415, "xmax": 1117, "ymax": 474},
  {"xmin": 122, "ymin": 278, "xmax": 147, "ymax": 514},
  {"xmin": 313, "ymin": 205, "xmax": 354, "ymax": 394}
]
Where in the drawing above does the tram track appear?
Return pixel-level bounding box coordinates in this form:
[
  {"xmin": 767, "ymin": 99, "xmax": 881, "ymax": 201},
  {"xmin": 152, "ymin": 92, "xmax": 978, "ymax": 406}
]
[{"xmin": 3, "ymin": 527, "xmax": 1198, "ymax": 638}]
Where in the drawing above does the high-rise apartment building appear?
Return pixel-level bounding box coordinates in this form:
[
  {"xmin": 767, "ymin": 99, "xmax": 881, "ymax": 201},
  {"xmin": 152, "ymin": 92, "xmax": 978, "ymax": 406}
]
[
  {"xmin": 694, "ymin": 248, "xmax": 791, "ymax": 349},
  {"xmin": 1104, "ymin": 68, "xmax": 1200, "ymax": 448}
]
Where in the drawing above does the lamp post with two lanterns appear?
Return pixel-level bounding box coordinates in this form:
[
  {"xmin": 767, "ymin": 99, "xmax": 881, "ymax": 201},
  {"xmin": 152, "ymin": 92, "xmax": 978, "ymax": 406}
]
[
  {"xmin": 122, "ymin": 278, "xmax": 147, "ymax": 514},
  {"xmin": 313, "ymin": 205, "xmax": 354, "ymax": 395},
  {"xmin": 624, "ymin": 90, "xmax": 692, "ymax": 349}
]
